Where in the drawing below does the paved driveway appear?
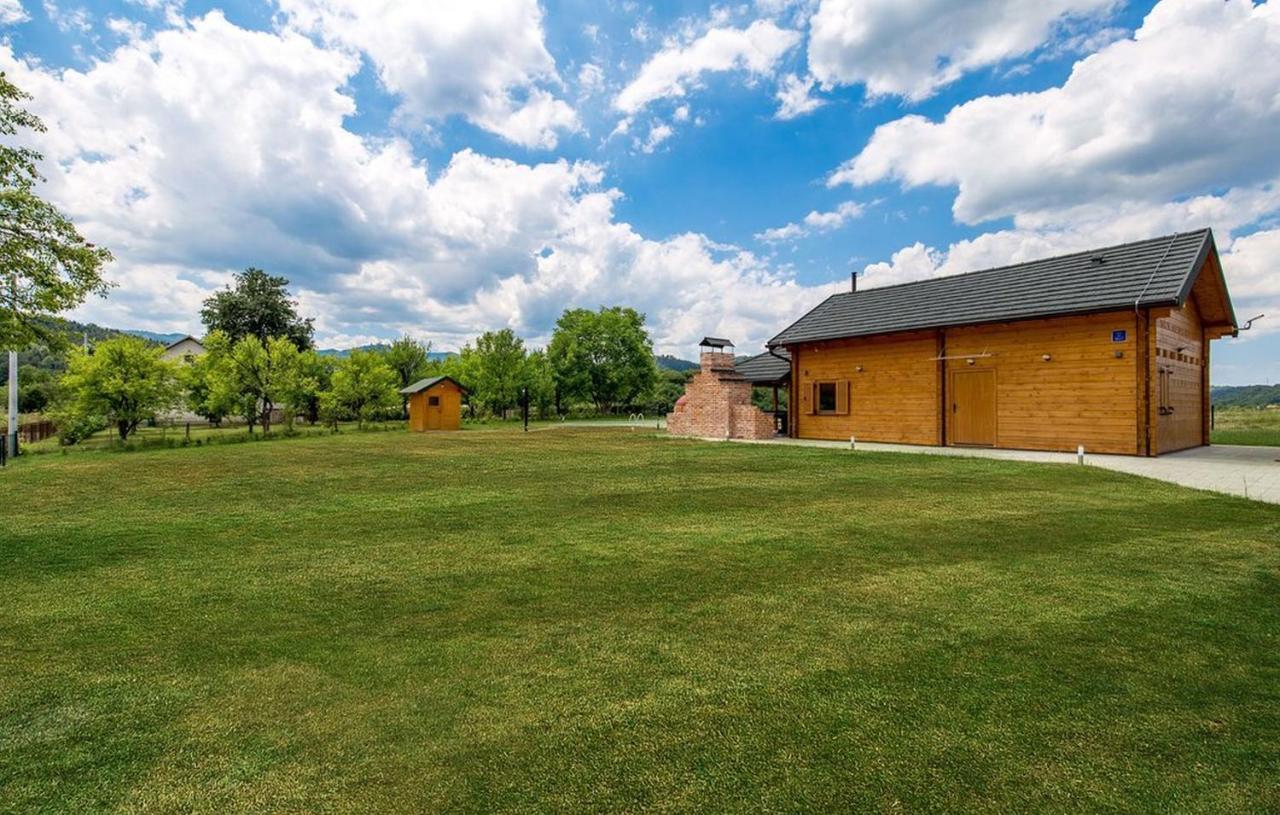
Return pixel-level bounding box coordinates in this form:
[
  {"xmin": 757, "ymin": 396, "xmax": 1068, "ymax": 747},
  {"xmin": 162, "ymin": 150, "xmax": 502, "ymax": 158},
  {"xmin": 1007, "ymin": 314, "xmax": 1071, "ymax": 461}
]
[{"xmin": 727, "ymin": 437, "xmax": 1280, "ymax": 504}]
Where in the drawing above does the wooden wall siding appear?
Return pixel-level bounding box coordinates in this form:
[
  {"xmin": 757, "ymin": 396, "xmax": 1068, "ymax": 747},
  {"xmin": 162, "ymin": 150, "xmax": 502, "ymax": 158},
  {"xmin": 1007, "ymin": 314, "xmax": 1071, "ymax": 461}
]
[
  {"xmin": 1152, "ymin": 296, "xmax": 1205, "ymax": 454},
  {"xmin": 793, "ymin": 331, "xmax": 940, "ymax": 444},
  {"xmin": 944, "ymin": 311, "xmax": 1140, "ymax": 454}
]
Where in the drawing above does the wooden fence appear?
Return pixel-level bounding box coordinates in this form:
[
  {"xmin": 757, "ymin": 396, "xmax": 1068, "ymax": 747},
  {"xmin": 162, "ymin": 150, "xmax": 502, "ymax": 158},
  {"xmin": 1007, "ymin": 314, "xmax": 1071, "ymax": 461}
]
[{"xmin": 19, "ymin": 420, "xmax": 57, "ymax": 444}]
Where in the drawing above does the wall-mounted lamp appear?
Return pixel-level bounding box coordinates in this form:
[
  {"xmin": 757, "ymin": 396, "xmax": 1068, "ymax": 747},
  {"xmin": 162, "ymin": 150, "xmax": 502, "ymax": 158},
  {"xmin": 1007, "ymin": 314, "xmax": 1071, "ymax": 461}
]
[
  {"xmin": 966, "ymin": 358, "xmax": 976, "ymax": 366},
  {"xmin": 1114, "ymin": 350, "xmax": 1125, "ymax": 359},
  {"xmin": 855, "ymin": 365, "xmax": 864, "ymax": 373},
  {"xmin": 1042, "ymin": 353, "xmax": 1052, "ymax": 362}
]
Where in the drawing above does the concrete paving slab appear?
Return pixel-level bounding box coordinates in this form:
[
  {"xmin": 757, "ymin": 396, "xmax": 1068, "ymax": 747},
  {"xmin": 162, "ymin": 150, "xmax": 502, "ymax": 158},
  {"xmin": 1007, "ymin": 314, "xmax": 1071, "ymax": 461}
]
[{"xmin": 722, "ymin": 437, "xmax": 1280, "ymax": 505}]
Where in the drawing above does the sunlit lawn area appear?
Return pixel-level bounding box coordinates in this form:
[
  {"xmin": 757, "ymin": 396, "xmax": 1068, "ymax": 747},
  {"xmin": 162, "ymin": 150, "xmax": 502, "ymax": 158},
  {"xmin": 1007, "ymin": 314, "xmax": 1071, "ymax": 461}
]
[
  {"xmin": 1, "ymin": 429, "xmax": 1277, "ymax": 813},
  {"xmin": 1211, "ymin": 406, "xmax": 1280, "ymax": 447}
]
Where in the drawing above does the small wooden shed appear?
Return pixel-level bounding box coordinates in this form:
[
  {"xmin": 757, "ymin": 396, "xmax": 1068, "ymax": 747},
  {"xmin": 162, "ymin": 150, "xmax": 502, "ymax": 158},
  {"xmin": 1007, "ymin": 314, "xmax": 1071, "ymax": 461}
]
[{"xmin": 401, "ymin": 376, "xmax": 466, "ymax": 432}]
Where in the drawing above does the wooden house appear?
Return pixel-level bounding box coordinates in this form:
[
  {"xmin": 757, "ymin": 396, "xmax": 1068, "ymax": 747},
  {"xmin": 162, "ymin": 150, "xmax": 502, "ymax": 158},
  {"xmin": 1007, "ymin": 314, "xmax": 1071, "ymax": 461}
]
[
  {"xmin": 401, "ymin": 376, "xmax": 466, "ymax": 432},
  {"xmin": 768, "ymin": 229, "xmax": 1238, "ymax": 455}
]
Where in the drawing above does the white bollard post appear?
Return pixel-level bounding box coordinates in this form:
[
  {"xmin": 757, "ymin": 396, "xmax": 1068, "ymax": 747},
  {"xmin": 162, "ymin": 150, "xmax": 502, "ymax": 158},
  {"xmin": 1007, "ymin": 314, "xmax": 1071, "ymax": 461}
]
[
  {"xmin": 1077, "ymin": 444, "xmax": 1085, "ymax": 465},
  {"xmin": 850, "ymin": 435, "xmax": 856, "ymax": 450}
]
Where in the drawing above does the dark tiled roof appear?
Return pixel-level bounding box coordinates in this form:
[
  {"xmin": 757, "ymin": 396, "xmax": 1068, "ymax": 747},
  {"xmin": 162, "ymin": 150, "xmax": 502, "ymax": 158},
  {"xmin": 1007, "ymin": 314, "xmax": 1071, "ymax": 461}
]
[
  {"xmin": 770, "ymin": 229, "xmax": 1231, "ymax": 347},
  {"xmin": 699, "ymin": 336, "xmax": 734, "ymax": 348},
  {"xmin": 399, "ymin": 375, "xmax": 466, "ymax": 395},
  {"xmin": 736, "ymin": 350, "xmax": 791, "ymax": 384}
]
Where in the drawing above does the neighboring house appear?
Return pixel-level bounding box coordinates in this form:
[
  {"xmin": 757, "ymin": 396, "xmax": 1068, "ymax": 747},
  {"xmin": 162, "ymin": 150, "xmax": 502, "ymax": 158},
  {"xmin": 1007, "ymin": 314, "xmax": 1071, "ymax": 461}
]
[
  {"xmin": 401, "ymin": 376, "xmax": 466, "ymax": 431},
  {"xmin": 767, "ymin": 229, "xmax": 1237, "ymax": 456},
  {"xmin": 162, "ymin": 335, "xmax": 206, "ymax": 363},
  {"xmin": 158, "ymin": 336, "xmax": 207, "ymax": 424}
]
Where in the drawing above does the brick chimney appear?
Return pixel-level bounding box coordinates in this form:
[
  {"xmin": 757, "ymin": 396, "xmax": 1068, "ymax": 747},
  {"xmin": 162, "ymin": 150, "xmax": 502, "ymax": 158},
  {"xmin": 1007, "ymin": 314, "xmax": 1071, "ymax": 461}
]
[
  {"xmin": 668, "ymin": 337, "xmax": 777, "ymax": 441},
  {"xmin": 700, "ymin": 348, "xmax": 735, "ymax": 372}
]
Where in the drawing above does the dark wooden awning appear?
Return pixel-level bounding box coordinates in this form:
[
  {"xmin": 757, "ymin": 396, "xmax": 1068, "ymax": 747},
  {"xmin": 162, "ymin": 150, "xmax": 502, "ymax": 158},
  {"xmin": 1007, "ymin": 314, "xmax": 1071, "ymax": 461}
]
[{"xmin": 735, "ymin": 350, "xmax": 790, "ymax": 386}]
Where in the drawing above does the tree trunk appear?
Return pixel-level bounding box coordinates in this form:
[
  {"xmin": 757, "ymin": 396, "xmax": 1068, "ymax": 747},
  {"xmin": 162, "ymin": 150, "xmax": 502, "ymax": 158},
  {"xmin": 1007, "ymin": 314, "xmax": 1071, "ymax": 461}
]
[
  {"xmin": 261, "ymin": 401, "xmax": 273, "ymax": 434},
  {"xmin": 117, "ymin": 420, "xmax": 129, "ymax": 441}
]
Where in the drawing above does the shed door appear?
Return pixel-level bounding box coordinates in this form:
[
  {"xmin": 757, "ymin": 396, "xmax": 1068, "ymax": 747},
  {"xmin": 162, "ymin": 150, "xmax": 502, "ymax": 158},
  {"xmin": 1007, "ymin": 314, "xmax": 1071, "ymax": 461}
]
[
  {"xmin": 951, "ymin": 369, "xmax": 996, "ymax": 447},
  {"xmin": 425, "ymin": 393, "xmax": 442, "ymax": 430}
]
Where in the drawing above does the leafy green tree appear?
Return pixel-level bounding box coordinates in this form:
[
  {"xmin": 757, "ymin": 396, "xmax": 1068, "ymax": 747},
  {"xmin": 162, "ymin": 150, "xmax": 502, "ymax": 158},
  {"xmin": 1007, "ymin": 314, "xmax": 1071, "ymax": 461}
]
[
  {"xmin": 181, "ymin": 350, "xmax": 235, "ymax": 426},
  {"xmin": 649, "ymin": 368, "xmax": 691, "ymax": 415},
  {"xmin": 199, "ymin": 267, "xmax": 314, "ymax": 350},
  {"xmin": 57, "ymin": 336, "xmax": 177, "ymax": 441},
  {"xmin": 16, "ymin": 364, "xmax": 55, "ymax": 413},
  {"xmin": 203, "ymin": 332, "xmax": 304, "ymax": 434},
  {"xmin": 0, "ymin": 74, "xmax": 113, "ymax": 350},
  {"xmin": 547, "ymin": 307, "xmax": 658, "ymax": 413},
  {"xmin": 472, "ymin": 329, "xmax": 527, "ymax": 418},
  {"xmin": 385, "ymin": 335, "xmax": 432, "ymax": 417},
  {"xmin": 437, "ymin": 348, "xmax": 478, "ymax": 418},
  {"xmin": 525, "ymin": 350, "xmax": 556, "ymax": 419},
  {"xmin": 287, "ymin": 349, "xmax": 329, "ymax": 426},
  {"xmin": 327, "ymin": 349, "xmax": 398, "ymax": 428}
]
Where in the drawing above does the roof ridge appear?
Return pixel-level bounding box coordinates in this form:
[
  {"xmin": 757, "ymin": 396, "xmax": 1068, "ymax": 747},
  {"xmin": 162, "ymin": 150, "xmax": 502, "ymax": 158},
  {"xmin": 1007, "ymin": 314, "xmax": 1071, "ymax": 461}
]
[{"xmin": 826, "ymin": 228, "xmax": 1211, "ymax": 299}]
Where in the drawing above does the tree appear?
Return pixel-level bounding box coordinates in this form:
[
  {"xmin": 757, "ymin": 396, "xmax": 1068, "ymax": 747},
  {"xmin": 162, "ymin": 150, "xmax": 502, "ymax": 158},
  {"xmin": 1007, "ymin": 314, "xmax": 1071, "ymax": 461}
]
[
  {"xmin": 202, "ymin": 332, "xmax": 303, "ymax": 434},
  {"xmin": 58, "ymin": 336, "xmax": 177, "ymax": 441},
  {"xmin": 438, "ymin": 348, "xmax": 478, "ymax": 418},
  {"xmin": 181, "ymin": 350, "xmax": 235, "ymax": 426},
  {"xmin": 385, "ymin": 335, "xmax": 432, "ymax": 418},
  {"xmin": 472, "ymin": 329, "xmax": 527, "ymax": 417},
  {"xmin": 199, "ymin": 267, "xmax": 314, "ymax": 350},
  {"xmin": 327, "ymin": 349, "xmax": 398, "ymax": 428},
  {"xmin": 0, "ymin": 74, "xmax": 113, "ymax": 350},
  {"xmin": 547, "ymin": 307, "xmax": 659, "ymax": 413},
  {"xmin": 525, "ymin": 350, "xmax": 556, "ymax": 419},
  {"xmin": 16, "ymin": 364, "xmax": 55, "ymax": 413},
  {"xmin": 285, "ymin": 349, "xmax": 329, "ymax": 426},
  {"xmin": 650, "ymin": 367, "xmax": 691, "ymax": 415}
]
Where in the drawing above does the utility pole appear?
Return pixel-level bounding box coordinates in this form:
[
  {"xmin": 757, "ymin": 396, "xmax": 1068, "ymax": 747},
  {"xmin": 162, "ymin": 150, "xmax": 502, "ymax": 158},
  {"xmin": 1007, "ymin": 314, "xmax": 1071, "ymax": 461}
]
[
  {"xmin": 6, "ymin": 349, "xmax": 16, "ymax": 460},
  {"xmin": 7, "ymin": 272, "xmax": 18, "ymax": 459}
]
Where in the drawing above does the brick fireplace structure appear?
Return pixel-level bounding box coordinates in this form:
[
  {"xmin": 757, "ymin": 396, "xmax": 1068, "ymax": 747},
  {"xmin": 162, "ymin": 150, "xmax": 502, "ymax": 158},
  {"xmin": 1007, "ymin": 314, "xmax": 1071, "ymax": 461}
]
[{"xmin": 666, "ymin": 339, "xmax": 778, "ymax": 440}]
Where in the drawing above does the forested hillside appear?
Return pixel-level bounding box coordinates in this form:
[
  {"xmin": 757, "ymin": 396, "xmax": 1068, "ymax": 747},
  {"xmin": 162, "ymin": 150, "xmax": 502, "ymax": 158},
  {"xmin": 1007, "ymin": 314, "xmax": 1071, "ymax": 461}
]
[{"xmin": 1211, "ymin": 384, "xmax": 1280, "ymax": 408}]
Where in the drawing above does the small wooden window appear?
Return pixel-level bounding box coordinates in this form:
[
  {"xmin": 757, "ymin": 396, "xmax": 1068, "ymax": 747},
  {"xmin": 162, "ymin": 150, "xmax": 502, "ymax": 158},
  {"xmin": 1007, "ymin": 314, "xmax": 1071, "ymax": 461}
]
[
  {"xmin": 428, "ymin": 395, "xmax": 440, "ymax": 406},
  {"xmin": 817, "ymin": 382, "xmax": 837, "ymax": 413},
  {"xmin": 812, "ymin": 381, "xmax": 850, "ymax": 415}
]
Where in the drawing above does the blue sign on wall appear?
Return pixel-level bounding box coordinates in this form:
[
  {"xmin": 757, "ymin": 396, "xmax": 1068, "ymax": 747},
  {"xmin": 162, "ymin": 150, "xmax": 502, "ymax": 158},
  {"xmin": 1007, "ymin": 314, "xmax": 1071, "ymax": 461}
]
[{"xmin": 1112, "ymin": 329, "xmax": 1127, "ymax": 342}]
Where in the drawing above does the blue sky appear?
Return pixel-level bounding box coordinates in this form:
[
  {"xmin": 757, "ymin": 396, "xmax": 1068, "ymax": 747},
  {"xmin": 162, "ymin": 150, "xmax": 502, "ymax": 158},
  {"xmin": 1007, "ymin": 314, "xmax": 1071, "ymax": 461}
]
[{"xmin": 1, "ymin": 0, "xmax": 1277, "ymax": 383}]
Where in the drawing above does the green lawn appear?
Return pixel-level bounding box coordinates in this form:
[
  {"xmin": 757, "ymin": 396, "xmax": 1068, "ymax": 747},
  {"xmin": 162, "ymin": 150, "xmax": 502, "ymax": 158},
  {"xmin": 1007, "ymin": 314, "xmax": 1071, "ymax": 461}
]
[
  {"xmin": 1211, "ymin": 406, "xmax": 1280, "ymax": 447},
  {"xmin": 1, "ymin": 429, "xmax": 1277, "ymax": 813}
]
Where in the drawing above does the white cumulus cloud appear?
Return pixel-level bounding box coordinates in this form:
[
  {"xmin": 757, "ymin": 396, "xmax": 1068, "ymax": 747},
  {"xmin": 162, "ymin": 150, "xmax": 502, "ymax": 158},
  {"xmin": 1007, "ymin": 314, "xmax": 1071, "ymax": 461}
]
[
  {"xmin": 615, "ymin": 19, "xmax": 801, "ymax": 114},
  {"xmin": 757, "ymin": 200, "xmax": 865, "ymax": 242},
  {"xmin": 277, "ymin": 0, "xmax": 579, "ymax": 149},
  {"xmin": 807, "ymin": 0, "xmax": 1116, "ymax": 100},
  {"xmin": 774, "ymin": 72, "xmax": 824, "ymax": 119},
  {"xmin": 832, "ymin": 0, "xmax": 1280, "ymax": 225},
  {"xmin": 0, "ymin": 0, "xmax": 28, "ymax": 25}
]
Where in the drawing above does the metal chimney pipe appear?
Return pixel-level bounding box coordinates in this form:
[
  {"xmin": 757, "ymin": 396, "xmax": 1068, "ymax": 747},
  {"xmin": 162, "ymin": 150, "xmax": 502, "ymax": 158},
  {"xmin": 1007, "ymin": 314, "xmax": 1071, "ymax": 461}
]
[{"xmin": 851, "ymin": 272, "xmax": 857, "ymax": 292}]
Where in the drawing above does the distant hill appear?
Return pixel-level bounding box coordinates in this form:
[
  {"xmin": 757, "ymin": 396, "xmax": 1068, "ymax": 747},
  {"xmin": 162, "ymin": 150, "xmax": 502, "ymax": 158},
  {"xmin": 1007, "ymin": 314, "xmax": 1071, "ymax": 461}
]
[
  {"xmin": 125, "ymin": 329, "xmax": 189, "ymax": 345},
  {"xmin": 317, "ymin": 345, "xmax": 455, "ymax": 362},
  {"xmin": 1, "ymin": 318, "xmax": 154, "ymax": 377},
  {"xmin": 656, "ymin": 355, "xmax": 698, "ymax": 372},
  {"xmin": 1211, "ymin": 384, "xmax": 1280, "ymax": 408}
]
